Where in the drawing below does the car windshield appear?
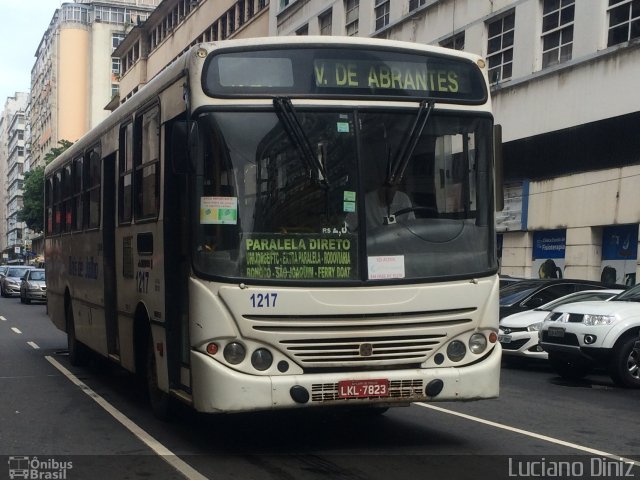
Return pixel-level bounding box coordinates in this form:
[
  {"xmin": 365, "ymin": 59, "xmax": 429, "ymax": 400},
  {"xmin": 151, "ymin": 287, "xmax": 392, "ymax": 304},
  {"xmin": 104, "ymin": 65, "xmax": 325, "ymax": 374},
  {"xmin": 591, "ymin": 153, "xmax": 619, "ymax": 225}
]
[
  {"xmin": 611, "ymin": 283, "xmax": 640, "ymax": 302},
  {"xmin": 191, "ymin": 109, "xmax": 495, "ymax": 283},
  {"xmin": 29, "ymin": 271, "xmax": 45, "ymax": 281},
  {"xmin": 7, "ymin": 268, "xmax": 29, "ymax": 277},
  {"xmin": 536, "ymin": 291, "xmax": 618, "ymax": 311}
]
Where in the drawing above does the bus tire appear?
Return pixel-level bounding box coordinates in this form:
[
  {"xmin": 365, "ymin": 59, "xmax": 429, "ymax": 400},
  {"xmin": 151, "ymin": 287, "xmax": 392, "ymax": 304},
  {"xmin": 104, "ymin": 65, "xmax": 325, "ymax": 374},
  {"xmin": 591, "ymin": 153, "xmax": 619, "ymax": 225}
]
[
  {"xmin": 66, "ymin": 302, "xmax": 89, "ymax": 367},
  {"xmin": 146, "ymin": 335, "xmax": 172, "ymax": 420}
]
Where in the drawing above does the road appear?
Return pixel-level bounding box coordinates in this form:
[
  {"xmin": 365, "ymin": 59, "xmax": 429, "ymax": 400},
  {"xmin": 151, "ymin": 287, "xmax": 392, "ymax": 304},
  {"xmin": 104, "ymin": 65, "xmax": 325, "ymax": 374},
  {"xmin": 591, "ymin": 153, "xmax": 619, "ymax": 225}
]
[{"xmin": 1, "ymin": 297, "xmax": 639, "ymax": 480}]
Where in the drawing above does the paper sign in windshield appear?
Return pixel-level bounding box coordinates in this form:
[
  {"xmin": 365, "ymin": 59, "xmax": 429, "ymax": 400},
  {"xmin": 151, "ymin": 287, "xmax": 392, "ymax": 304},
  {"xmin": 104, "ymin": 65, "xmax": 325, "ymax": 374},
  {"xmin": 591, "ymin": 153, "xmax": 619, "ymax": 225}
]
[
  {"xmin": 368, "ymin": 255, "xmax": 405, "ymax": 279},
  {"xmin": 200, "ymin": 196, "xmax": 238, "ymax": 224}
]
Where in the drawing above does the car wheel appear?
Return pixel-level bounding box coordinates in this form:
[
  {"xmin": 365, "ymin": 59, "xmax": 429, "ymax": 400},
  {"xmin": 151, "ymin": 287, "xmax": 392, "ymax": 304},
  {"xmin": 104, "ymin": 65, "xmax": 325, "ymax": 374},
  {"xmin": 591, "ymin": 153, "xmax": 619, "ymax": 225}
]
[
  {"xmin": 607, "ymin": 335, "xmax": 640, "ymax": 388},
  {"xmin": 67, "ymin": 302, "xmax": 88, "ymax": 367},
  {"xmin": 548, "ymin": 352, "xmax": 591, "ymax": 380}
]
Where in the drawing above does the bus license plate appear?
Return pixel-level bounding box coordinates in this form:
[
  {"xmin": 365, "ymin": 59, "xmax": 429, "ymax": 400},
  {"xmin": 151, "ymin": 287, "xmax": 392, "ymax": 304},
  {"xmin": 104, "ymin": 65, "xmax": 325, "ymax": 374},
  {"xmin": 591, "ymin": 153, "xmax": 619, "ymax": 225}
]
[
  {"xmin": 498, "ymin": 334, "xmax": 512, "ymax": 344},
  {"xmin": 338, "ymin": 379, "xmax": 389, "ymax": 399},
  {"xmin": 548, "ymin": 327, "xmax": 565, "ymax": 338}
]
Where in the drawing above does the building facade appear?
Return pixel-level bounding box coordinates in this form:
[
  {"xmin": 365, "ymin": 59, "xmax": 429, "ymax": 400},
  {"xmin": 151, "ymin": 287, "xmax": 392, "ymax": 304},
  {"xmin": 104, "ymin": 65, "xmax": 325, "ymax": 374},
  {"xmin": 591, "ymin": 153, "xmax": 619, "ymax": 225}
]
[
  {"xmin": 113, "ymin": 0, "xmax": 270, "ymax": 105},
  {"xmin": 28, "ymin": 0, "xmax": 160, "ymax": 170},
  {"xmin": 0, "ymin": 93, "xmax": 28, "ymax": 259},
  {"xmin": 272, "ymin": 0, "xmax": 640, "ymax": 285}
]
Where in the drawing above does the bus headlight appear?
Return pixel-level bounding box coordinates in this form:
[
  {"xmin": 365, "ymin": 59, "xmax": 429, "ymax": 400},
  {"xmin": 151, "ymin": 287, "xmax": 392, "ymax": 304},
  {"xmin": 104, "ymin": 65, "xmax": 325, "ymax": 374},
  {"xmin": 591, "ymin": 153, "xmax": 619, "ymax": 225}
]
[
  {"xmin": 447, "ymin": 340, "xmax": 466, "ymax": 362},
  {"xmin": 469, "ymin": 333, "xmax": 487, "ymax": 354},
  {"xmin": 223, "ymin": 342, "xmax": 246, "ymax": 364},
  {"xmin": 251, "ymin": 349, "xmax": 273, "ymax": 371}
]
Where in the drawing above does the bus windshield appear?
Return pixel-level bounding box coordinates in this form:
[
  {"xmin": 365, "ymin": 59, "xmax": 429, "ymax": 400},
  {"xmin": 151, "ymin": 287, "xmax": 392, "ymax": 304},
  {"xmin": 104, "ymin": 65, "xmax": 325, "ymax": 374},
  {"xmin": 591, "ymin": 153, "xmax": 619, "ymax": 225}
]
[{"xmin": 192, "ymin": 108, "xmax": 495, "ymax": 282}]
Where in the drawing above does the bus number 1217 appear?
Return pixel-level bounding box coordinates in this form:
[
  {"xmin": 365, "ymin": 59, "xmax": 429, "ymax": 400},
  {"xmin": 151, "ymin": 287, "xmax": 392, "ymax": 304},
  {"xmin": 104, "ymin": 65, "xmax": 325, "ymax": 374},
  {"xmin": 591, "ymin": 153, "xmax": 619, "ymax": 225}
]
[{"xmin": 250, "ymin": 293, "xmax": 278, "ymax": 308}]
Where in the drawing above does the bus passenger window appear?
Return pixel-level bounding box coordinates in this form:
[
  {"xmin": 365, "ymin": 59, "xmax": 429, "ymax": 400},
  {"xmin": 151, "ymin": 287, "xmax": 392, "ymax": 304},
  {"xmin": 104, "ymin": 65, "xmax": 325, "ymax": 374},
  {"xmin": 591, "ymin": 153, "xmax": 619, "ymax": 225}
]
[{"xmin": 136, "ymin": 106, "xmax": 160, "ymax": 219}]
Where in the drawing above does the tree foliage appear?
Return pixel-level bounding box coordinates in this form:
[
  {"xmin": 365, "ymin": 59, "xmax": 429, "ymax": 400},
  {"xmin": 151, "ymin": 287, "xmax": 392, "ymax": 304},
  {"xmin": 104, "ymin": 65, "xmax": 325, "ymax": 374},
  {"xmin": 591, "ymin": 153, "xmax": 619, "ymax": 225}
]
[{"xmin": 18, "ymin": 140, "xmax": 73, "ymax": 233}]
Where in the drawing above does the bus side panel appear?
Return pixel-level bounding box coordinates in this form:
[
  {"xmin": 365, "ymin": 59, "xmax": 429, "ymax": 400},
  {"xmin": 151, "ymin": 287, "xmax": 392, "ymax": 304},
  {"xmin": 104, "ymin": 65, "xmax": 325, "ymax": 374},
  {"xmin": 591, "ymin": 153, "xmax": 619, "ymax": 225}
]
[
  {"xmin": 45, "ymin": 237, "xmax": 66, "ymax": 331},
  {"xmin": 68, "ymin": 231, "xmax": 108, "ymax": 356}
]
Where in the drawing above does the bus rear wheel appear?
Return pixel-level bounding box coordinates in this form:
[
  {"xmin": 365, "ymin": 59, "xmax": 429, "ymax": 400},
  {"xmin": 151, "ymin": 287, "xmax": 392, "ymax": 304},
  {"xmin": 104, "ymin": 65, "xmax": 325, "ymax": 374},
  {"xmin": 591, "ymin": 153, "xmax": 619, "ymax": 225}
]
[
  {"xmin": 146, "ymin": 335, "xmax": 172, "ymax": 420},
  {"xmin": 67, "ymin": 303, "xmax": 88, "ymax": 367}
]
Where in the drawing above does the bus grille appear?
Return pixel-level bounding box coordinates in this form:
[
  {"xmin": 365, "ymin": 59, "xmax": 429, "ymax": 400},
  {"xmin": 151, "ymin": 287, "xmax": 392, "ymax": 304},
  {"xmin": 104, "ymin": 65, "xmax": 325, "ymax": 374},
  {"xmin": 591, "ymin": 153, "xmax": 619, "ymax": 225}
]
[
  {"xmin": 311, "ymin": 379, "xmax": 424, "ymax": 402},
  {"xmin": 243, "ymin": 309, "xmax": 474, "ymax": 368}
]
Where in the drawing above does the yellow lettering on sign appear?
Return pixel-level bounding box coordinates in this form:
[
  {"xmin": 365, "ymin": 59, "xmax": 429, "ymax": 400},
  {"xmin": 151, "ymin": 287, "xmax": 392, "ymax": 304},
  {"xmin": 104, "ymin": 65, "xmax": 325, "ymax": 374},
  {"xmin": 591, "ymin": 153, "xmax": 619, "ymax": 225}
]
[
  {"xmin": 415, "ymin": 70, "xmax": 428, "ymax": 91},
  {"xmin": 379, "ymin": 66, "xmax": 391, "ymax": 88},
  {"xmin": 336, "ymin": 63, "xmax": 348, "ymax": 86},
  {"xmin": 391, "ymin": 68, "xmax": 402, "ymax": 89},
  {"xmin": 448, "ymin": 71, "xmax": 459, "ymax": 92},
  {"xmin": 437, "ymin": 72, "xmax": 448, "ymax": 92},
  {"xmin": 404, "ymin": 70, "xmax": 416, "ymax": 90},
  {"xmin": 315, "ymin": 63, "xmax": 326, "ymax": 85},
  {"xmin": 368, "ymin": 67, "xmax": 380, "ymax": 88}
]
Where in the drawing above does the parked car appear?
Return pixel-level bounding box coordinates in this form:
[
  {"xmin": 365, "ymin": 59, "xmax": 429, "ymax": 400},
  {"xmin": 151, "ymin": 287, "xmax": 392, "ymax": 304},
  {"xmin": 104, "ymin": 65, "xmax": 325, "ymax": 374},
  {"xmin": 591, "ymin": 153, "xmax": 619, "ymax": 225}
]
[
  {"xmin": 540, "ymin": 281, "xmax": 640, "ymax": 387},
  {"xmin": 0, "ymin": 266, "xmax": 34, "ymax": 297},
  {"xmin": 0, "ymin": 265, "xmax": 9, "ymax": 279},
  {"xmin": 499, "ymin": 278, "xmax": 625, "ymax": 320},
  {"xmin": 19, "ymin": 268, "xmax": 46, "ymax": 304},
  {"xmin": 499, "ymin": 289, "xmax": 623, "ymax": 361}
]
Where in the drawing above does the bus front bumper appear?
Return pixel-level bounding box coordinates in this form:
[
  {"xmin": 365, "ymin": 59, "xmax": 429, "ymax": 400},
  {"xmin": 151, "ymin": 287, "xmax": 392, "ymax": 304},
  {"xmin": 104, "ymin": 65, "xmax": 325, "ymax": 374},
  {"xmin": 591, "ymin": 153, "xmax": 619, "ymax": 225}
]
[{"xmin": 190, "ymin": 344, "xmax": 501, "ymax": 413}]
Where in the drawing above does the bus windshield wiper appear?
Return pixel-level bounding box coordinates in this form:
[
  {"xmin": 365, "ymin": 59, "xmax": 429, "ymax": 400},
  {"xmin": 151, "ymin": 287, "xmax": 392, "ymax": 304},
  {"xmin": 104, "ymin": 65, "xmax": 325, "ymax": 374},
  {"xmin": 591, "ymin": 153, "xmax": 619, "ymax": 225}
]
[
  {"xmin": 386, "ymin": 99, "xmax": 434, "ymax": 186},
  {"xmin": 273, "ymin": 97, "xmax": 328, "ymax": 187}
]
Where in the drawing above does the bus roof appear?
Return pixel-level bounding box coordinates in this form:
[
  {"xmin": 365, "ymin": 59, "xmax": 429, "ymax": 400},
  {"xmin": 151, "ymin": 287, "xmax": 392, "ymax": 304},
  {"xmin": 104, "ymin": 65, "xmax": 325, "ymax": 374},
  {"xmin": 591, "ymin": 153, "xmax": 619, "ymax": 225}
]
[{"xmin": 46, "ymin": 36, "xmax": 488, "ymax": 175}]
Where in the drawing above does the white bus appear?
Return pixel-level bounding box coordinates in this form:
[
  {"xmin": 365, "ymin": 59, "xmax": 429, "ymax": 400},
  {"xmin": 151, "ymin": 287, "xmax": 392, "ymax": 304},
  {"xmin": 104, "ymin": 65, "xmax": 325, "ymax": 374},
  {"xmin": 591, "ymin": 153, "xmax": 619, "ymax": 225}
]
[{"xmin": 45, "ymin": 36, "xmax": 502, "ymax": 418}]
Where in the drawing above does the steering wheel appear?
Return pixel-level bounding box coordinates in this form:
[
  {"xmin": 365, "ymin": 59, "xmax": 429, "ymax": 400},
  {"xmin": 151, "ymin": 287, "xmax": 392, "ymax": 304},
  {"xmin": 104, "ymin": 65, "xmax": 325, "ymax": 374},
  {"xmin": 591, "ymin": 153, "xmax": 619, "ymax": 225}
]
[{"xmin": 393, "ymin": 206, "xmax": 438, "ymax": 218}]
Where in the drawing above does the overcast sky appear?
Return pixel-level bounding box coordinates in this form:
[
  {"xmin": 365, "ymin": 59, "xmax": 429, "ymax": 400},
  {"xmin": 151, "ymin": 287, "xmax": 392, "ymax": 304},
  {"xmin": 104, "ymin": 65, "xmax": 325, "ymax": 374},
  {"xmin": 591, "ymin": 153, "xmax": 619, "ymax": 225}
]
[{"xmin": 0, "ymin": 0, "xmax": 62, "ymax": 108}]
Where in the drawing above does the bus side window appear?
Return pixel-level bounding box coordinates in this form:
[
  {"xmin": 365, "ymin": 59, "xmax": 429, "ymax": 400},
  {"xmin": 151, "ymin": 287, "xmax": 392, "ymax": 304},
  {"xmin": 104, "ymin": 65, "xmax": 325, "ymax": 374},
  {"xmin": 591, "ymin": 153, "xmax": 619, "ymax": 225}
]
[
  {"xmin": 119, "ymin": 123, "xmax": 134, "ymax": 224},
  {"xmin": 136, "ymin": 106, "xmax": 160, "ymax": 220}
]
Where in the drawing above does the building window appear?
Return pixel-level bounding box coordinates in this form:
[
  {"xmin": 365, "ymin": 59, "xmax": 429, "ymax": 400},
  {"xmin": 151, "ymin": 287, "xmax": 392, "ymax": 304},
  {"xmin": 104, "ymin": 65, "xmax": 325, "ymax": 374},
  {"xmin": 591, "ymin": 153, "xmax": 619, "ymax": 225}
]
[
  {"xmin": 112, "ymin": 33, "xmax": 125, "ymax": 51},
  {"xmin": 607, "ymin": 0, "xmax": 640, "ymax": 46},
  {"xmin": 409, "ymin": 0, "xmax": 427, "ymax": 11},
  {"xmin": 441, "ymin": 31, "xmax": 465, "ymax": 50},
  {"xmin": 296, "ymin": 24, "xmax": 309, "ymax": 35},
  {"xmin": 542, "ymin": 0, "xmax": 574, "ymax": 68},
  {"xmin": 487, "ymin": 11, "xmax": 515, "ymax": 84},
  {"xmin": 221, "ymin": 16, "xmax": 228, "ymax": 39},
  {"xmin": 238, "ymin": 0, "xmax": 246, "ymax": 26},
  {"xmin": 319, "ymin": 9, "xmax": 332, "ymax": 35},
  {"xmin": 374, "ymin": 0, "xmax": 389, "ymax": 31},
  {"xmin": 345, "ymin": 0, "xmax": 359, "ymax": 36}
]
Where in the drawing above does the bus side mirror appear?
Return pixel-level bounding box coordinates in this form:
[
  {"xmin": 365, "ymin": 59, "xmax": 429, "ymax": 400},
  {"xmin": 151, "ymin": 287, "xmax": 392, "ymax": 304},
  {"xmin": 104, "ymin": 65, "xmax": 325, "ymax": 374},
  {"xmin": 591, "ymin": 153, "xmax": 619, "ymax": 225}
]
[
  {"xmin": 494, "ymin": 124, "xmax": 504, "ymax": 212},
  {"xmin": 170, "ymin": 120, "xmax": 190, "ymax": 174}
]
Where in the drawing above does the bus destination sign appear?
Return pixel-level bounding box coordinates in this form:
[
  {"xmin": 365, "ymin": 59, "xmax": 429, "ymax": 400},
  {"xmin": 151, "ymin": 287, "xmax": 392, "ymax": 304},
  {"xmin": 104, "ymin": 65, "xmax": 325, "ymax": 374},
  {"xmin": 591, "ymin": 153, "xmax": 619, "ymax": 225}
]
[
  {"xmin": 313, "ymin": 59, "xmax": 460, "ymax": 94},
  {"xmin": 242, "ymin": 233, "xmax": 358, "ymax": 280},
  {"xmin": 204, "ymin": 47, "xmax": 487, "ymax": 103}
]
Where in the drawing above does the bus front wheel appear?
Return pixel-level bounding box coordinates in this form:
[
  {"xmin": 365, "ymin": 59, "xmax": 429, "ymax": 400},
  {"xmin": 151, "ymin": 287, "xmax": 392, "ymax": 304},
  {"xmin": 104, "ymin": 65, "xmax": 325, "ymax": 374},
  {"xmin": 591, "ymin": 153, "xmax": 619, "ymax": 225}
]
[{"xmin": 146, "ymin": 335, "xmax": 172, "ymax": 420}]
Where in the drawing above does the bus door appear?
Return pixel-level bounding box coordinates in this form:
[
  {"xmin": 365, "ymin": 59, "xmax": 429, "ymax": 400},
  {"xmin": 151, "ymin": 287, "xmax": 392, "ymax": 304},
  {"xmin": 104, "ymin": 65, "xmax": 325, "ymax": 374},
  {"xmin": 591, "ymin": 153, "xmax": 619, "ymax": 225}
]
[{"xmin": 164, "ymin": 120, "xmax": 191, "ymax": 391}]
